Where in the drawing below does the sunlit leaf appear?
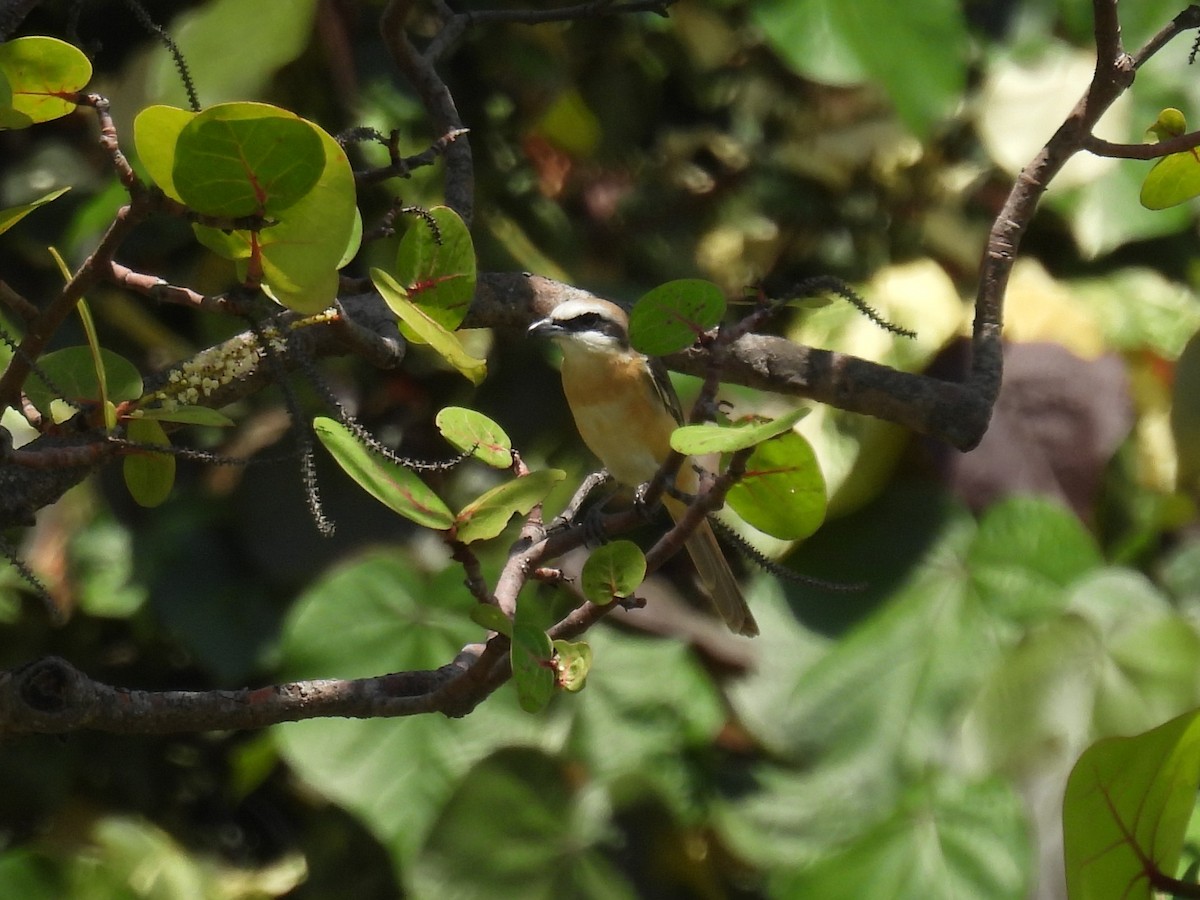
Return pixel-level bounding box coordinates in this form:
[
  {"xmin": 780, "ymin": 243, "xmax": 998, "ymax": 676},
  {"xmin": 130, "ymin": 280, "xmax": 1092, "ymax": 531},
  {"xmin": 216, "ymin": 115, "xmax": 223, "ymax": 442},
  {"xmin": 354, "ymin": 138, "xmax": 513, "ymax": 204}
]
[
  {"xmin": 373, "ymin": 267, "xmax": 487, "ymax": 384},
  {"xmin": 579, "ymin": 540, "xmax": 646, "ymax": 606},
  {"xmin": 629, "ymin": 278, "xmax": 726, "ymax": 356},
  {"xmin": 122, "ymin": 416, "xmax": 175, "ymax": 508},
  {"xmin": 1064, "ymin": 710, "xmax": 1200, "ymax": 900},
  {"xmin": 174, "ymin": 112, "xmax": 325, "ymax": 217},
  {"xmin": 454, "ymin": 469, "xmax": 565, "ymax": 544},
  {"xmin": 0, "ymin": 36, "xmax": 92, "ymax": 129},
  {"xmin": 392, "ymin": 207, "xmax": 476, "ymax": 343},
  {"xmin": 671, "ymin": 406, "xmax": 809, "ymax": 455},
  {"xmin": 313, "ymin": 415, "xmax": 454, "ymax": 530},
  {"xmin": 552, "ymin": 640, "xmax": 593, "ymax": 693},
  {"xmin": 0, "ymin": 187, "xmax": 69, "ymax": 236},
  {"xmin": 726, "ymin": 430, "xmax": 827, "ymax": 540},
  {"xmin": 436, "ymin": 406, "xmax": 513, "ymax": 468}
]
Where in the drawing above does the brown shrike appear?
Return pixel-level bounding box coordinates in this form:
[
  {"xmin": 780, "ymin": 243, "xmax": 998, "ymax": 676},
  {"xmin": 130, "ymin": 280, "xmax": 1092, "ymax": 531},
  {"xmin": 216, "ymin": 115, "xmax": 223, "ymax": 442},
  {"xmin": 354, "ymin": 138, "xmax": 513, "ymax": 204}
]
[{"xmin": 529, "ymin": 297, "xmax": 758, "ymax": 636}]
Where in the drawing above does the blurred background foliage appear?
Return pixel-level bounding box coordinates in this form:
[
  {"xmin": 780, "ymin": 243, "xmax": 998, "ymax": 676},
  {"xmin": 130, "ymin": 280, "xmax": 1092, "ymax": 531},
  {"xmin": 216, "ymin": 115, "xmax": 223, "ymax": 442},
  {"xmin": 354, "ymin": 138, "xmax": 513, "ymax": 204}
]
[{"xmin": 3, "ymin": 0, "xmax": 1200, "ymax": 897}]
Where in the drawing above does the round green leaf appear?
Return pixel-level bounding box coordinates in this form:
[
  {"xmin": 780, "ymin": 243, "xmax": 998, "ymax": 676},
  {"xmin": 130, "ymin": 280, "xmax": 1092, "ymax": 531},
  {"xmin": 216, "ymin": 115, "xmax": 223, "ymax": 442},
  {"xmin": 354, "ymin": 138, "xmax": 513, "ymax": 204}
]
[
  {"xmin": 670, "ymin": 406, "xmax": 809, "ymax": 455},
  {"xmin": 552, "ymin": 640, "xmax": 593, "ymax": 693},
  {"xmin": 25, "ymin": 347, "xmax": 143, "ymax": 418},
  {"xmin": 1140, "ymin": 151, "xmax": 1200, "ymax": 210},
  {"xmin": 512, "ymin": 597, "xmax": 554, "ymax": 713},
  {"xmin": 174, "ymin": 110, "xmax": 325, "ymax": 217},
  {"xmin": 372, "ymin": 267, "xmax": 487, "ymax": 384},
  {"xmin": 436, "ymin": 406, "xmax": 513, "ymax": 468},
  {"xmin": 393, "ymin": 207, "xmax": 477, "ymax": 343},
  {"xmin": 0, "ymin": 187, "xmax": 70, "ymax": 236},
  {"xmin": 726, "ymin": 430, "xmax": 827, "ymax": 540},
  {"xmin": 122, "ymin": 416, "xmax": 175, "ymax": 508},
  {"xmin": 470, "ymin": 604, "xmax": 513, "ymax": 638},
  {"xmin": 0, "ymin": 36, "xmax": 92, "ymax": 129},
  {"xmin": 454, "ymin": 469, "xmax": 565, "ymax": 545},
  {"xmin": 177, "ymin": 105, "xmax": 358, "ymax": 314},
  {"xmin": 134, "ymin": 104, "xmax": 198, "ymax": 202},
  {"xmin": 580, "ymin": 540, "xmax": 646, "ymax": 605},
  {"xmin": 313, "ymin": 415, "xmax": 454, "ymax": 530},
  {"xmin": 629, "ymin": 278, "xmax": 726, "ymax": 356}
]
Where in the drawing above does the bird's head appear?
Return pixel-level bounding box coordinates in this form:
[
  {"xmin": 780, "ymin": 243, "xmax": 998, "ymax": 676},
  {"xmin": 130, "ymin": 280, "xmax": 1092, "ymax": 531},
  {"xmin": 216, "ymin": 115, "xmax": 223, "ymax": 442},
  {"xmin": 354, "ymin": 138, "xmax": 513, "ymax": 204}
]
[{"xmin": 527, "ymin": 298, "xmax": 630, "ymax": 353}]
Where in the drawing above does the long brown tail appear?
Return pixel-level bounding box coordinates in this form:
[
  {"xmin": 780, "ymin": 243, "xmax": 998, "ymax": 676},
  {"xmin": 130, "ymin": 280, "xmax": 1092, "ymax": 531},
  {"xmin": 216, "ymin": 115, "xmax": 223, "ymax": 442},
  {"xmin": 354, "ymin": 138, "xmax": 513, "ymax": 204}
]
[{"xmin": 663, "ymin": 496, "xmax": 759, "ymax": 636}]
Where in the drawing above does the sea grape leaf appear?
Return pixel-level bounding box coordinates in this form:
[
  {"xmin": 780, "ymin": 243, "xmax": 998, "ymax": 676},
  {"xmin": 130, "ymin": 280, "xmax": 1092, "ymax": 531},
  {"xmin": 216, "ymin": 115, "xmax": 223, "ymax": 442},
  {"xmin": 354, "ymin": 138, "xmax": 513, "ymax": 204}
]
[
  {"xmin": 372, "ymin": 268, "xmax": 487, "ymax": 384},
  {"xmin": 454, "ymin": 469, "xmax": 565, "ymax": 544},
  {"xmin": 123, "ymin": 416, "xmax": 175, "ymax": 508},
  {"xmin": 671, "ymin": 406, "xmax": 809, "ymax": 455},
  {"xmin": 173, "ymin": 112, "xmax": 325, "ymax": 217},
  {"xmin": 579, "ymin": 541, "xmax": 646, "ymax": 606},
  {"xmin": 629, "ymin": 279, "xmax": 726, "ymax": 356},
  {"xmin": 726, "ymin": 430, "xmax": 827, "ymax": 540},
  {"xmin": 0, "ymin": 36, "xmax": 92, "ymax": 129},
  {"xmin": 313, "ymin": 416, "xmax": 454, "ymax": 530},
  {"xmin": 392, "ymin": 207, "xmax": 476, "ymax": 343},
  {"xmin": 436, "ymin": 407, "xmax": 513, "ymax": 468},
  {"xmin": 1064, "ymin": 709, "xmax": 1200, "ymax": 900},
  {"xmin": 25, "ymin": 347, "xmax": 143, "ymax": 419}
]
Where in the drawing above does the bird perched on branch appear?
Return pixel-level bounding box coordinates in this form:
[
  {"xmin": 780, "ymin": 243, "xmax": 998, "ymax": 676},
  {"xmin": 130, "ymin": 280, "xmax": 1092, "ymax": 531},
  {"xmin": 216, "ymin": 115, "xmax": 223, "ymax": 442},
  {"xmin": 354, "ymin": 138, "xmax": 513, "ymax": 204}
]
[{"xmin": 529, "ymin": 297, "xmax": 758, "ymax": 636}]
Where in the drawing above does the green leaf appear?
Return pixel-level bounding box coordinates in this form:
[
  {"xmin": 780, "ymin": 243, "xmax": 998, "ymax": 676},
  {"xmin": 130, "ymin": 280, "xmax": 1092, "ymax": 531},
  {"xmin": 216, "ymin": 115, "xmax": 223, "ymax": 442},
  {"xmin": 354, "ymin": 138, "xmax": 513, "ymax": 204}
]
[
  {"xmin": 412, "ymin": 748, "xmax": 635, "ymax": 899},
  {"xmin": 774, "ymin": 777, "xmax": 1030, "ymax": 899},
  {"xmin": 0, "ymin": 187, "xmax": 69, "ymax": 236},
  {"xmin": 122, "ymin": 416, "xmax": 175, "ymax": 509},
  {"xmin": 393, "ymin": 207, "xmax": 477, "ymax": 343},
  {"xmin": 436, "ymin": 406, "xmax": 513, "ymax": 468},
  {"xmin": 1064, "ymin": 710, "xmax": 1200, "ymax": 900},
  {"xmin": 670, "ymin": 406, "xmax": 809, "ymax": 455},
  {"xmin": 138, "ymin": 103, "xmax": 359, "ymax": 314},
  {"xmin": 173, "ymin": 111, "xmax": 325, "ymax": 217},
  {"xmin": 313, "ymin": 415, "xmax": 454, "ymax": 530},
  {"xmin": 454, "ymin": 469, "xmax": 565, "ymax": 544},
  {"xmin": 552, "ymin": 640, "xmax": 593, "ymax": 693},
  {"xmin": 470, "ymin": 604, "xmax": 513, "ymax": 638},
  {"xmin": 726, "ymin": 430, "xmax": 827, "ymax": 540},
  {"xmin": 145, "ymin": 0, "xmax": 319, "ymax": 109},
  {"xmin": 135, "ymin": 406, "xmax": 235, "ymax": 427},
  {"xmin": 133, "ymin": 105, "xmax": 195, "ymax": 201},
  {"xmin": 372, "ymin": 267, "xmax": 487, "ymax": 384},
  {"xmin": 275, "ymin": 552, "xmax": 552, "ymax": 874},
  {"xmin": 0, "ymin": 36, "xmax": 92, "ymax": 129},
  {"xmin": 628, "ymin": 278, "xmax": 726, "ymax": 356},
  {"xmin": 753, "ymin": 0, "xmax": 967, "ymax": 136},
  {"xmin": 966, "ymin": 496, "xmax": 1102, "ymax": 623},
  {"xmin": 511, "ymin": 593, "xmax": 555, "ymax": 714},
  {"xmin": 1139, "ymin": 150, "xmax": 1200, "ymax": 210},
  {"xmin": 579, "ymin": 540, "xmax": 646, "ymax": 605},
  {"xmin": 25, "ymin": 347, "xmax": 143, "ymax": 419}
]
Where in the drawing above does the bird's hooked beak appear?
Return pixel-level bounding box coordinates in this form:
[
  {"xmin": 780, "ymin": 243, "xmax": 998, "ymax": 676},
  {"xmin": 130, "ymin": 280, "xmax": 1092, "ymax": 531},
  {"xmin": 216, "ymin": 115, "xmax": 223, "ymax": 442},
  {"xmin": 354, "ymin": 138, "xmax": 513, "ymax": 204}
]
[{"xmin": 527, "ymin": 316, "xmax": 563, "ymax": 340}]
